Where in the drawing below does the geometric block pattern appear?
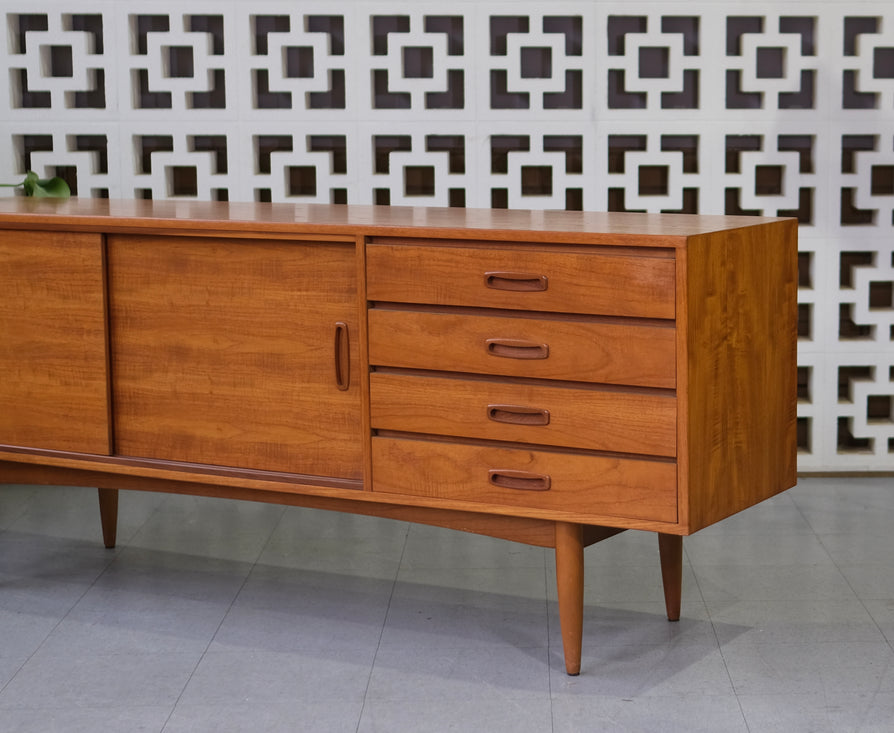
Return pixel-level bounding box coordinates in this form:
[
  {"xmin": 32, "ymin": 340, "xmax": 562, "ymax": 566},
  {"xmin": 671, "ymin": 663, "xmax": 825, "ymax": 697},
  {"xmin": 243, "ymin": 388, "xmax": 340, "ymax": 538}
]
[
  {"xmin": 369, "ymin": 13, "xmax": 466, "ymax": 113},
  {"xmin": 725, "ymin": 14, "xmax": 818, "ymax": 110},
  {"xmin": 371, "ymin": 130, "xmax": 471, "ymax": 207},
  {"xmin": 246, "ymin": 9, "xmax": 348, "ymax": 113},
  {"xmin": 606, "ymin": 15, "xmax": 700, "ymax": 110},
  {"xmin": 2, "ymin": 1, "xmax": 894, "ymax": 471},
  {"xmin": 4, "ymin": 10, "xmax": 110, "ymax": 112}
]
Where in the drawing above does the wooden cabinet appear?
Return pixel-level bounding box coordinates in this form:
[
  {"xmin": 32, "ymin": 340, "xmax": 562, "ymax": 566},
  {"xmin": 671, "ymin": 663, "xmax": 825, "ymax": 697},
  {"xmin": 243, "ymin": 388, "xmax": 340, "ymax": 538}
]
[{"xmin": 0, "ymin": 199, "xmax": 798, "ymax": 675}]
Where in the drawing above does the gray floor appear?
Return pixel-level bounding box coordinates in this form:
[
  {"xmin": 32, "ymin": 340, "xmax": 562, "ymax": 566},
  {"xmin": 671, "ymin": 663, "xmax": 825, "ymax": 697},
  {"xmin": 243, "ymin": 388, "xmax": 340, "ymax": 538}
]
[{"xmin": 1, "ymin": 477, "xmax": 893, "ymax": 732}]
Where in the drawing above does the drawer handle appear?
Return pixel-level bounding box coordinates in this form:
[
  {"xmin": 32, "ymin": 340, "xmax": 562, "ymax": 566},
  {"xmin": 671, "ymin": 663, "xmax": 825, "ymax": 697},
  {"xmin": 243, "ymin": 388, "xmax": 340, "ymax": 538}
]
[
  {"xmin": 486, "ymin": 339, "xmax": 549, "ymax": 360},
  {"xmin": 488, "ymin": 469, "xmax": 551, "ymax": 492},
  {"xmin": 487, "ymin": 404, "xmax": 551, "ymax": 426},
  {"xmin": 485, "ymin": 272, "xmax": 548, "ymax": 292},
  {"xmin": 334, "ymin": 322, "xmax": 350, "ymax": 391}
]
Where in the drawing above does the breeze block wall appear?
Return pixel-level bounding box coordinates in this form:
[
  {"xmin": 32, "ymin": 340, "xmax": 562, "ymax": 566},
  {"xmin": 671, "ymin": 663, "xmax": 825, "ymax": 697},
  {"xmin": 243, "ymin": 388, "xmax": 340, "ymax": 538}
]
[{"xmin": 1, "ymin": 1, "xmax": 892, "ymax": 472}]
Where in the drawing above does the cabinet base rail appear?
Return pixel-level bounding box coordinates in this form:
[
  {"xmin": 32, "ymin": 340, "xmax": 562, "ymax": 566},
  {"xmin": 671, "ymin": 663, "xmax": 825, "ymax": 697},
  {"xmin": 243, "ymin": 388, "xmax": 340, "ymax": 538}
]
[{"xmin": 3, "ymin": 460, "xmax": 682, "ymax": 677}]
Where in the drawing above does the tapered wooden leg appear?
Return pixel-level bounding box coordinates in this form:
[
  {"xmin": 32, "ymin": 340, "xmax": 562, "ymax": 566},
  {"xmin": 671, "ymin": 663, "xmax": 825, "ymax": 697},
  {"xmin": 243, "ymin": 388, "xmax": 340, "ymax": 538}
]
[
  {"xmin": 555, "ymin": 522, "xmax": 584, "ymax": 676},
  {"xmin": 97, "ymin": 488, "xmax": 118, "ymax": 549},
  {"xmin": 658, "ymin": 533, "xmax": 682, "ymax": 622}
]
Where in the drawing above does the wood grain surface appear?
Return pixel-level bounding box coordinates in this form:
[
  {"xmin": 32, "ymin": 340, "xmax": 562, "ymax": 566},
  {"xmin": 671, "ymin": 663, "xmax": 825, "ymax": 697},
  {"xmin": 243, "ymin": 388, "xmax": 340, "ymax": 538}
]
[
  {"xmin": 367, "ymin": 241, "xmax": 675, "ymax": 318},
  {"xmin": 107, "ymin": 235, "xmax": 363, "ymax": 478},
  {"xmin": 369, "ymin": 308, "xmax": 676, "ymax": 388},
  {"xmin": 370, "ymin": 372, "xmax": 676, "ymax": 457},
  {"xmin": 372, "ymin": 436, "xmax": 677, "ymax": 522},
  {"xmin": 0, "ymin": 230, "xmax": 110, "ymax": 454}
]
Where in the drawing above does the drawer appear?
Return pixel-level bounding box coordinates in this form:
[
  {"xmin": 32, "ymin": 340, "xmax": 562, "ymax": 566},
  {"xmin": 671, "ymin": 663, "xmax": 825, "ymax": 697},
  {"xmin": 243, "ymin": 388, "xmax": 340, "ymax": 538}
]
[
  {"xmin": 370, "ymin": 373, "xmax": 676, "ymax": 457},
  {"xmin": 372, "ymin": 437, "xmax": 677, "ymax": 522},
  {"xmin": 368, "ymin": 309, "xmax": 676, "ymax": 389},
  {"xmin": 367, "ymin": 241, "xmax": 675, "ymax": 319}
]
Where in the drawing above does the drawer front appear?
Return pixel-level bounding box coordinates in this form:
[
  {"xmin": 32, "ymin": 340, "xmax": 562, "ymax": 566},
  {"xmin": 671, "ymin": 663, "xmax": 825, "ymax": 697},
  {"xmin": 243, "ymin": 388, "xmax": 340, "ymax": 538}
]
[
  {"xmin": 368, "ymin": 309, "xmax": 676, "ymax": 389},
  {"xmin": 367, "ymin": 242, "xmax": 675, "ymax": 319},
  {"xmin": 370, "ymin": 373, "xmax": 676, "ymax": 457},
  {"xmin": 372, "ymin": 437, "xmax": 677, "ymax": 522}
]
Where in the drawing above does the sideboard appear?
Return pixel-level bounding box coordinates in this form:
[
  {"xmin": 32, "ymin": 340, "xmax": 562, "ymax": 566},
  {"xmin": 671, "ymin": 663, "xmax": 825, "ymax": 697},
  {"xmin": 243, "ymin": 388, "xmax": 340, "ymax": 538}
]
[{"xmin": 0, "ymin": 198, "xmax": 797, "ymax": 675}]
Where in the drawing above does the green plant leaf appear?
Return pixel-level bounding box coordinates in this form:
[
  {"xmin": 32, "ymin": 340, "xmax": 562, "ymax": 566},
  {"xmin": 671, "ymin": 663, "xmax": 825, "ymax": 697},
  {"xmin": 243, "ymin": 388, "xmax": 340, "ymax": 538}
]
[
  {"xmin": 20, "ymin": 171, "xmax": 39, "ymax": 196},
  {"xmin": 21, "ymin": 170, "xmax": 71, "ymax": 198}
]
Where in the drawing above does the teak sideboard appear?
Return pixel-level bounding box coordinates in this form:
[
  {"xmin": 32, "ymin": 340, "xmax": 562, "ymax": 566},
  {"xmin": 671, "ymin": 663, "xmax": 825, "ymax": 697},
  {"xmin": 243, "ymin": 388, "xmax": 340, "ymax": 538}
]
[{"xmin": 0, "ymin": 199, "xmax": 797, "ymax": 675}]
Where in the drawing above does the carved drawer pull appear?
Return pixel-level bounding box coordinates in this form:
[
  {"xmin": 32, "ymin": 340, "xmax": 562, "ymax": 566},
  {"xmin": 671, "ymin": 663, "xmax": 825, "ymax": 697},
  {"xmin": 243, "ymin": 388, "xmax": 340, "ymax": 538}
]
[
  {"xmin": 488, "ymin": 469, "xmax": 551, "ymax": 492},
  {"xmin": 485, "ymin": 338, "xmax": 549, "ymax": 360},
  {"xmin": 334, "ymin": 322, "xmax": 350, "ymax": 391},
  {"xmin": 487, "ymin": 404, "xmax": 550, "ymax": 426},
  {"xmin": 484, "ymin": 271, "xmax": 548, "ymax": 292}
]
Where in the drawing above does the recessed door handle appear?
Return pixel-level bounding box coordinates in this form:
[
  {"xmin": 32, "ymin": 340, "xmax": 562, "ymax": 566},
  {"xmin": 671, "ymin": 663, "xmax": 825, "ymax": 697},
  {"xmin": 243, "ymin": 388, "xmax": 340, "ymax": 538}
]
[
  {"xmin": 488, "ymin": 469, "xmax": 551, "ymax": 492},
  {"xmin": 334, "ymin": 322, "xmax": 350, "ymax": 391},
  {"xmin": 486, "ymin": 338, "xmax": 549, "ymax": 360},
  {"xmin": 487, "ymin": 404, "xmax": 551, "ymax": 426},
  {"xmin": 484, "ymin": 272, "xmax": 548, "ymax": 292}
]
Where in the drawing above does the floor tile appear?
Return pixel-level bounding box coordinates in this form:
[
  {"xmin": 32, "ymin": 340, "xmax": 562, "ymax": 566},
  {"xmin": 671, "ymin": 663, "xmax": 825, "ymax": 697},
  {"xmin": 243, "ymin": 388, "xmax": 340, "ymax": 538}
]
[
  {"xmin": 864, "ymin": 599, "xmax": 894, "ymax": 643},
  {"xmin": 577, "ymin": 529, "xmax": 670, "ymax": 567},
  {"xmin": 0, "ymin": 571, "xmax": 93, "ymax": 619},
  {"xmin": 257, "ymin": 508, "xmax": 407, "ymax": 577},
  {"xmin": 0, "ymin": 655, "xmax": 27, "ymax": 690},
  {"xmin": 0, "ymin": 606, "xmax": 68, "ymax": 663},
  {"xmin": 38, "ymin": 593, "xmax": 230, "ymax": 656},
  {"xmin": 401, "ymin": 523, "xmax": 548, "ymax": 570},
  {"xmin": 721, "ymin": 639, "xmax": 894, "ymax": 696},
  {"xmin": 93, "ymin": 547, "xmax": 253, "ymax": 605},
  {"xmin": 0, "ymin": 485, "xmax": 37, "ymax": 530},
  {"xmin": 548, "ymin": 600, "xmax": 716, "ymax": 649},
  {"xmin": 209, "ymin": 564, "xmax": 393, "ymax": 655},
  {"xmin": 836, "ymin": 564, "xmax": 894, "ymax": 600},
  {"xmin": 693, "ymin": 563, "xmax": 857, "ymax": 603},
  {"xmin": 550, "ymin": 641, "xmax": 735, "ymax": 697},
  {"xmin": 367, "ymin": 644, "xmax": 550, "ymax": 701},
  {"xmin": 695, "ymin": 494, "xmax": 815, "ymax": 536},
  {"xmin": 358, "ymin": 697, "xmax": 553, "ymax": 733},
  {"xmin": 380, "ymin": 570, "xmax": 549, "ymax": 651},
  {"xmin": 396, "ymin": 564, "xmax": 548, "ymax": 601},
  {"xmin": 164, "ymin": 701, "xmax": 365, "ymax": 733},
  {"xmin": 547, "ymin": 561, "xmax": 703, "ymax": 606},
  {"xmin": 127, "ymin": 494, "xmax": 284, "ymax": 562},
  {"xmin": 0, "ymin": 706, "xmax": 173, "ymax": 733},
  {"xmin": 178, "ymin": 649, "xmax": 374, "ymax": 706},
  {"xmin": 551, "ymin": 694, "xmax": 748, "ymax": 733},
  {"xmin": 817, "ymin": 530, "xmax": 894, "ymax": 566},
  {"xmin": 706, "ymin": 598, "xmax": 886, "ymax": 645},
  {"xmin": 791, "ymin": 479, "xmax": 894, "ymax": 536},
  {"xmin": 0, "ymin": 649, "xmax": 198, "ymax": 709},
  {"xmin": 7, "ymin": 485, "xmax": 158, "ymax": 545},
  {"xmin": 273, "ymin": 506, "xmax": 407, "ymax": 541},
  {"xmin": 738, "ymin": 691, "xmax": 894, "ymax": 733},
  {"xmin": 0, "ymin": 531, "xmax": 117, "ymax": 582},
  {"xmin": 685, "ymin": 532, "xmax": 835, "ymax": 567}
]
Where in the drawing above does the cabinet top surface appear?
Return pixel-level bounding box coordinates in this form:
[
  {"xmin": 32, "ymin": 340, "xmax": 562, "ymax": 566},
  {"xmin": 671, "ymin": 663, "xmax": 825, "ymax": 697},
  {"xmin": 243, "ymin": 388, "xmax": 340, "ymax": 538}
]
[{"xmin": 0, "ymin": 198, "xmax": 791, "ymax": 247}]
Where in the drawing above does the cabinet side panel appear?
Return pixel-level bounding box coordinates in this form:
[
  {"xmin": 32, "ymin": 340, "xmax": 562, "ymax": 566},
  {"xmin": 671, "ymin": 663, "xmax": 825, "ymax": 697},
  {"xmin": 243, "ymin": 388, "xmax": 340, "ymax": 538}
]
[
  {"xmin": 684, "ymin": 220, "xmax": 798, "ymax": 532},
  {"xmin": 0, "ymin": 231, "xmax": 110, "ymax": 455}
]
